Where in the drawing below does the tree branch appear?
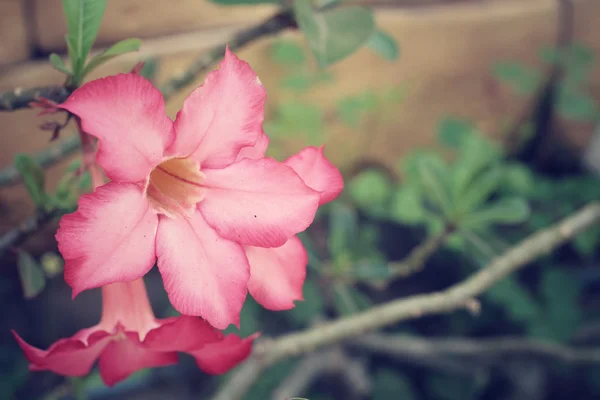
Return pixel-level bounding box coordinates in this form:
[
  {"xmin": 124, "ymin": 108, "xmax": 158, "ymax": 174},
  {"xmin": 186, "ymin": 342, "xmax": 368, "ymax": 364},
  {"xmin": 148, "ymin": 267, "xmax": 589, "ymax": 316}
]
[
  {"xmin": 0, "ymin": 86, "xmax": 72, "ymax": 112},
  {"xmin": 0, "ymin": 209, "xmax": 64, "ymax": 258},
  {"xmin": 211, "ymin": 202, "xmax": 600, "ymax": 400},
  {"xmin": 0, "ymin": 137, "xmax": 81, "ymax": 186},
  {"xmin": 159, "ymin": 9, "xmax": 295, "ymax": 100},
  {"xmin": 353, "ymin": 333, "xmax": 600, "ymax": 365}
]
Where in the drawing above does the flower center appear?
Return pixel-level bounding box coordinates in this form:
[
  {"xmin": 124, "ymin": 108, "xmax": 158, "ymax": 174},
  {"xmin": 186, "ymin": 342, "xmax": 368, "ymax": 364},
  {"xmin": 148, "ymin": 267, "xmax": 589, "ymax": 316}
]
[{"xmin": 146, "ymin": 157, "xmax": 206, "ymax": 217}]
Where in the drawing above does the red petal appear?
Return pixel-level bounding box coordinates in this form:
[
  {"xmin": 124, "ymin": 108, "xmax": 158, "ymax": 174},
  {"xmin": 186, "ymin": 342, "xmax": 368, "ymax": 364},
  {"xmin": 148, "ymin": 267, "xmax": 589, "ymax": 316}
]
[
  {"xmin": 12, "ymin": 329, "xmax": 112, "ymax": 377},
  {"xmin": 56, "ymin": 183, "xmax": 158, "ymax": 297},
  {"xmin": 200, "ymin": 158, "xmax": 320, "ymax": 248},
  {"xmin": 246, "ymin": 236, "xmax": 307, "ymax": 310},
  {"xmin": 190, "ymin": 334, "xmax": 257, "ymax": 375},
  {"xmin": 155, "ymin": 212, "xmax": 249, "ymax": 329},
  {"xmin": 169, "ymin": 47, "xmax": 266, "ymax": 168},
  {"xmin": 60, "ymin": 74, "xmax": 173, "ymax": 183},
  {"xmin": 98, "ymin": 332, "xmax": 177, "ymax": 387},
  {"xmin": 284, "ymin": 146, "xmax": 344, "ymax": 205},
  {"xmin": 142, "ymin": 316, "xmax": 223, "ymax": 352}
]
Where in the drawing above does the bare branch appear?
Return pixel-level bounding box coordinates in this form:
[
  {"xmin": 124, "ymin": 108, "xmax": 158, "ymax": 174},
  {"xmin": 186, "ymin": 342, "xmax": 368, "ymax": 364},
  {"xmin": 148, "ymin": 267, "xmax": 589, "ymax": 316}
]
[
  {"xmin": 0, "ymin": 86, "xmax": 72, "ymax": 112},
  {"xmin": 353, "ymin": 333, "xmax": 600, "ymax": 365},
  {"xmin": 0, "ymin": 209, "xmax": 64, "ymax": 258},
  {"xmin": 211, "ymin": 202, "xmax": 600, "ymax": 400},
  {"xmin": 0, "ymin": 137, "xmax": 80, "ymax": 186}
]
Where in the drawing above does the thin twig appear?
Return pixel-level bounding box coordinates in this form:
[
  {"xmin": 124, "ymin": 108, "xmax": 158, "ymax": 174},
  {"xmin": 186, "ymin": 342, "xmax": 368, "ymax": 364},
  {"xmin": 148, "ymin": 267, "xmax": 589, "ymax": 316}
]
[
  {"xmin": 0, "ymin": 86, "xmax": 72, "ymax": 112},
  {"xmin": 0, "ymin": 137, "xmax": 80, "ymax": 186},
  {"xmin": 211, "ymin": 202, "xmax": 600, "ymax": 400},
  {"xmin": 159, "ymin": 9, "xmax": 295, "ymax": 100},
  {"xmin": 353, "ymin": 333, "xmax": 600, "ymax": 365},
  {"xmin": 0, "ymin": 209, "xmax": 64, "ymax": 258},
  {"xmin": 501, "ymin": 0, "xmax": 573, "ymax": 152}
]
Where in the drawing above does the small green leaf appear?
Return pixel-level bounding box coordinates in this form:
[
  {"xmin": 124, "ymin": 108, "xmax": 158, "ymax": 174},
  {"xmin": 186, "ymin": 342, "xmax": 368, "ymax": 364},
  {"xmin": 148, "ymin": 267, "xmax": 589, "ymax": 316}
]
[
  {"xmin": 14, "ymin": 154, "xmax": 48, "ymax": 209},
  {"xmin": 138, "ymin": 57, "xmax": 159, "ymax": 81},
  {"xmin": 415, "ymin": 155, "xmax": 454, "ymax": 218},
  {"xmin": 49, "ymin": 53, "xmax": 72, "ymax": 75},
  {"xmin": 451, "ymin": 135, "xmax": 502, "ymax": 200},
  {"xmin": 332, "ymin": 283, "xmax": 371, "ymax": 315},
  {"xmin": 348, "ymin": 168, "xmax": 393, "ymax": 215},
  {"xmin": 492, "ymin": 61, "xmax": 541, "ymax": 95},
  {"xmin": 366, "ymin": 29, "xmax": 399, "ymax": 61},
  {"xmin": 456, "ymin": 166, "xmax": 503, "ymax": 215},
  {"xmin": 557, "ymin": 85, "xmax": 598, "ymax": 121},
  {"xmin": 500, "ymin": 163, "xmax": 537, "ymax": 196},
  {"xmin": 437, "ymin": 117, "xmax": 474, "ymax": 148},
  {"xmin": 83, "ymin": 38, "xmax": 142, "ymax": 76},
  {"xmin": 17, "ymin": 250, "xmax": 46, "ymax": 299},
  {"xmin": 336, "ymin": 91, "xmax": 378, "ymax": 127},
  {"xmin": 328, "ymin": 202, "xmax": 359, "ymax": 259},
  {"xmin": 271, "ymin": 40, "xmax": 306, "ymax": 66},
  {"xmin": 461, "ymin": 197, "xmax": 530, "ymax": 228},
  {"xmin": 389, "ymin": 186, "xmax": 427, "ymax": 224},
  {"xmin": 40, "ymin": 252, "xmax": 64, "ymax": 278},
  {"xmin": 62, "ymin": 0, "xmax": 108, "ymax": 81},
  {"xmin": 295, "ymin": 0, "xmax": 375, "ymax": 68},
  {"xmin": 351, "ymin": 256, "xmax": 391, "ymax": 281}
]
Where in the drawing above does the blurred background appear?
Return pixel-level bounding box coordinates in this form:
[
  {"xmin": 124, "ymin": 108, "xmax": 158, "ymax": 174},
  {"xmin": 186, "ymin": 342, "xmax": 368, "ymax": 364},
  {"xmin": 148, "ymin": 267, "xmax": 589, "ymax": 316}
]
[{"xmin": 1, "ymin": 0, "xmax": 600, "ymax": 399}]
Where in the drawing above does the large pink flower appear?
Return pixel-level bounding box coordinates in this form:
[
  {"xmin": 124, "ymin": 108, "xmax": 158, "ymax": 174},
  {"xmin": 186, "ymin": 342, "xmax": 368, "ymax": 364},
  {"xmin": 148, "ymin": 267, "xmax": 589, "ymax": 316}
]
[
  {"xmin": 13, "ymin": 279, "xmax": 255, "ymax": 387},
  {"xmin": 55, "ymin": 47, "xmax": 344, "ymax": 329}
]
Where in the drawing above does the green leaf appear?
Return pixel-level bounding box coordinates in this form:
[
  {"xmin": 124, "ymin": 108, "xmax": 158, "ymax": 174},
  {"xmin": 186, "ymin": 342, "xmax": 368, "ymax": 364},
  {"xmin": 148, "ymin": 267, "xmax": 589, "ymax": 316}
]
[
  {"xmin": 336, "ymin": 91, "xmax": 378, "ymax": 127},
  {"xmin": 456, "ymin": 166, "xmax": 503, "ymax": 215},
  {"xmin": 83, "ymin": 38, "xmax": 142, "ymax": 76},
  {"xmin": 348, "ymin": 168, "xmax": 392, "ymax": 214},
  {"xmin": 461, "ymin": 197, "xmax": 530, "ymax": 229},
  {"xmin": 366, "ymin": 29, "xmax": 399, "ymax": 61},
  {"xmin": 557, "ymin": 85, "xmax": 598, "ymax": 121},
  {"xmin": 294, "ymin": 0, "xmax": 375, "ymax": 67},
  {"xmin": 327, "ymin": 202, "xmax": 359, "ymax": 259},
  {"xmin": 492, "ymin": 61, "xmax": 541, "ymax": 95},
  {"xmin": 415, "ymin": 155, "xmax": 454, "ymax": 218},
  {"xmin": 451, "ymin": 135, "xmax": 501, "ymax": 200},
  {"xmin": 17, "ymin": 250, "xmax": 46, "ymax": 299},
  {"xmin": 271, "ymin": 40, "xmax": 306, "ymax": 66},
  {"xmin": 49, "ymin": 53, "xmax": 72, "ymax": 75},
  {"xmin": 389, "ymin": 186, "xmax": 427, "ymax": 224},
  {"xmin": 14, "ymin": 154, "xmax": 48, "ymax": 209},
  {"xmin": 264, "ymin": 101, "xmax": 323, "ymax": 144},
  {"xmin": 351, "ymin": 256, "xmax": 391, "ymax": 281},
  {"xmin": 499, "ymin": 163, "xmax": 537, "ymax": 196},
  {"xmin": 437, "ymin": 116, "xmax": 474, "ymax": 148},
  {"xmin": 372, "ymin": 369, "xmax": 417, "ymax": 400},
  {"xmin": 138, "ymin": 57, "xmax": 159, "ymax": 81},
  {"xmin": 332, "ymin": 283, "xmax": 372, "ymax": 315},
  {"xmin": 61, "ymin": 0, "xmax": 108, "ymax": 79}
]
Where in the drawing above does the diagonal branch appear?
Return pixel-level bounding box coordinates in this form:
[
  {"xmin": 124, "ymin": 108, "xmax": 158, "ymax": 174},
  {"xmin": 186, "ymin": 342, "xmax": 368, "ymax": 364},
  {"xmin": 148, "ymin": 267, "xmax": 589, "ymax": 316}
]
[
  {"xmin": 211, "ymin": 202, "xmax": 600, "ymax": 400},
  {"xmin": 0, "ymin": 86, "xmax": 72, "ymax": 112},
  {"xmin": 353, "ymin": 333, "xmax": 600, "ymax": 365}
]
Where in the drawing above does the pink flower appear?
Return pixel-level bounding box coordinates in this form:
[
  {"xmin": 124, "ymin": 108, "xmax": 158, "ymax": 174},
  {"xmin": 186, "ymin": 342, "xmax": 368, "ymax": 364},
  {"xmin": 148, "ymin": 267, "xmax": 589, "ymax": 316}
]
[
  {"xmin": 12, "ymin": 279, "xmax": 255, "ymax": 387},
  {"xmin": 55, "ymin": 47, "xmax": 344, "ymax": 329}
]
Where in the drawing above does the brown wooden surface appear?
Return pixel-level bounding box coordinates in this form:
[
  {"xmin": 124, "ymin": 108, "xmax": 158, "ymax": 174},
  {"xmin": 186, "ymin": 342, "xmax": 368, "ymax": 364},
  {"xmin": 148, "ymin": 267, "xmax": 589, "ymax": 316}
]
[{"xmin": 0, "ymin": 0, "xmax": 30, "ymax": 65}]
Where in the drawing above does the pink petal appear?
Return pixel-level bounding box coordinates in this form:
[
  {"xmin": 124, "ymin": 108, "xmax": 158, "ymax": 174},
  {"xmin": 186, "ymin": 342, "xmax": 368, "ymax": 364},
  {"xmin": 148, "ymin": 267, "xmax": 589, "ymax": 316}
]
[
  {"xmin": 200, "ymin": 158, "xmax": 320, "ymax": 248},
  {"xmin": 142, "ymin": 316, "xmax": 223, "ymax": 352},
  {"xmin": 60, "ymin": 74, "xmax": 173, "ymax": 183},
  {"xmin": 235, "ymin": 131, "xmax": 270, "ymax": 161},
  {"xmin": 169, "ymin": 47, "xmax": 266, "ymax": 168},
  {"xmin": 56, "ymin": 183, "xmax": 158, "ymax": 297},
  {"xmin": 284, "ymin": 146, "xmax": 344, "ymax": 205},
  {"xmin": 155, "ymin": 212, "xmax": 250, "ymax": 329},
  {"xmin": 98, "ymin": 332, "xmax": 178, "ymax": 387},
  {"xmin": 246, "ymin": 236, "xmax": 307, "ymax": 310},
  {"xmin": 12, "ymin": 330, "xmax": 112, "ymax": 376},
  {"xmin": 190, "ymin": 334, "xmax": 257, "ymax": 375}
]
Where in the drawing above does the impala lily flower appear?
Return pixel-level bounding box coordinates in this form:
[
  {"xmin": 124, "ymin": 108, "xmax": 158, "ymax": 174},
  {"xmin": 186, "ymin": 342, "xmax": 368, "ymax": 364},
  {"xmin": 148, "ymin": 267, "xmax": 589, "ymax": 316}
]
[
  {"xmin": 55, "ymin": 47, "xmax": 343, "ymax": 329},
  {"xmin": 12, "ymin": 279, "xmax": 255, "ymax": 387}
]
